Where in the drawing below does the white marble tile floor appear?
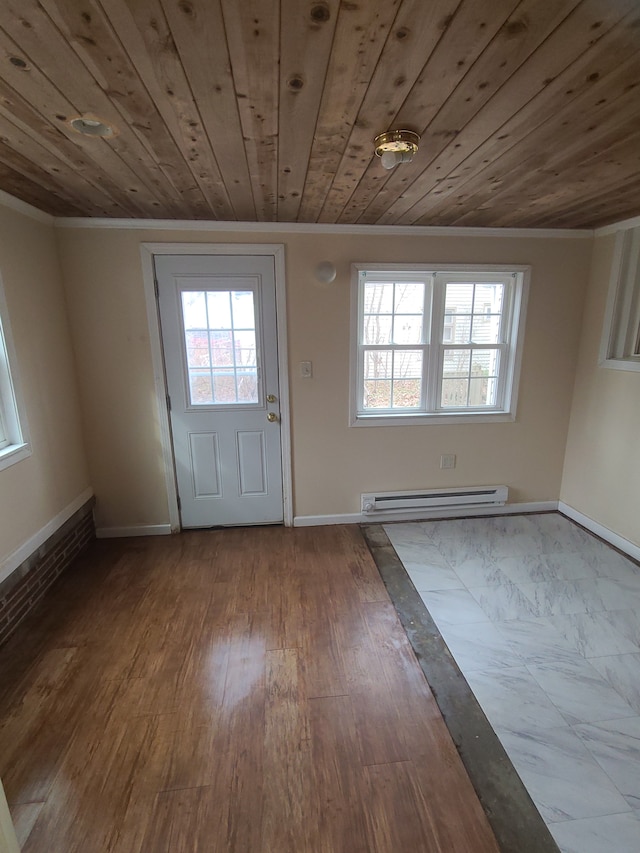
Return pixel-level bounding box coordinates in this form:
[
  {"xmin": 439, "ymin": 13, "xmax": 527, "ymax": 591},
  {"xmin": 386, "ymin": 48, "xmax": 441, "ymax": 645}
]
[{"xmin": 384, "ymin": 512, "xmax": 640, "ymax": 853}]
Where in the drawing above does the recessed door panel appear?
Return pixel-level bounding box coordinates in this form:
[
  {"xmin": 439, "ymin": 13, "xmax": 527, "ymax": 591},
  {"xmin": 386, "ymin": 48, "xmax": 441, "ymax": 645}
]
[
  {"xmin": 237, "ymin": 430, "xmax": 267, "ymax": 495},
  {"xmin": 188, "ymin": 432, "xmax": 221, "ymax": 498}
]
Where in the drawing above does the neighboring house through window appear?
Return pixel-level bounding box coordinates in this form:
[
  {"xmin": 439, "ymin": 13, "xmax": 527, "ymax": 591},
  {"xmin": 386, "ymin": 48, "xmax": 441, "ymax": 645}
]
[{"xmin": 350, "ymin": 264, "xmax": 530, "ymax": 426}]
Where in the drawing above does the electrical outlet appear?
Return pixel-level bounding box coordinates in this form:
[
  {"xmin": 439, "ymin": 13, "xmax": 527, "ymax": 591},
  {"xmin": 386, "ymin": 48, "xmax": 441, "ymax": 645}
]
[{"xmin": 440, "ymin": 453, "xmax": 456, "ymax": 469}]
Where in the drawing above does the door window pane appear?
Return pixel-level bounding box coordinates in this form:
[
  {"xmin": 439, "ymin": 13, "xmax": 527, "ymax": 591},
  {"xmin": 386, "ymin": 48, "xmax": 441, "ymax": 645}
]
[{"xmin": 181, "ymin": 290, "xmax": 259, "ymax": 405}]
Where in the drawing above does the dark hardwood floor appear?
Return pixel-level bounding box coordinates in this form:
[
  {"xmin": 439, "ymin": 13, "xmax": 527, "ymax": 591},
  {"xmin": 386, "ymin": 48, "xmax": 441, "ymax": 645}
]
[{"xmin": 0, "ymin": 526, "xmax": 500, "ymax": 852}]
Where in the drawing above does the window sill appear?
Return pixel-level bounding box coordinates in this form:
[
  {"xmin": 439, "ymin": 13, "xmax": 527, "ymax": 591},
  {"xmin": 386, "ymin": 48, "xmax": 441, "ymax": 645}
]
[
  {"xmin": 0, "ymin": 441, "xmax": 31, "ymax": 471},
  {"xmin": 600, "ymin": 357, "xmax": 640, "ymax": 373},
  {"xmin": 350, "ymin": 411, "xmax": 516, "ymax": 427}
]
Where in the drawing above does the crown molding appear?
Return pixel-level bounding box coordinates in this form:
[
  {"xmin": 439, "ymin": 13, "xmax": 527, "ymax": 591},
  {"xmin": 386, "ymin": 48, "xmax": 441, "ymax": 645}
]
[
  {"xmin": 0, "ymin": 190, "xmax": 54, "ymax": 226},
  {"xmin": 53, "ymin": 216, "xmax": 593, "ymax": 239}
]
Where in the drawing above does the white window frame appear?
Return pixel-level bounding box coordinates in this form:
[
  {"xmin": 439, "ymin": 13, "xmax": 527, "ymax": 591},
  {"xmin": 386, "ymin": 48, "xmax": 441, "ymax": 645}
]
[
  {"xmin": 599, "ymin": 227, "xmax": 640, "ymax": 372},
  {"xmin": 350, "ymin": 263, "xmax": 530, "ymax": 427},
  {"xmin": 0, "ymin": 273, "xmax": 30, "ymax": 471}
]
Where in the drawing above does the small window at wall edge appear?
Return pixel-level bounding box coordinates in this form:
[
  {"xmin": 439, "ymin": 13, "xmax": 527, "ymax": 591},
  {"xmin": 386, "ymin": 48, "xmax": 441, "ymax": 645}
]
[
  {"xmin": 0, "ymin": 273, "xmax": 31, "ymax": 471},
  {"xmin": 349, "ymin": 263, "xmax": 530, "ymax": 427},
  {"xmin": 599, "ymin": 226, "xmax": 640, "ymax": 372}
]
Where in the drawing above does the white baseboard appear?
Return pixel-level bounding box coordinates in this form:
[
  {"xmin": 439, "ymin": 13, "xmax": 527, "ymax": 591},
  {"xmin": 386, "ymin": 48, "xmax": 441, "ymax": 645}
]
[
  {"xmin": 558, "ymin": 502, "xmax": 640, "ymax": 562},
  {"xmin": 0, "ymin": 486, "xmax": 94, "ymax": 585},
  {"xmin": 294, "ymin": 501, "xmax": 559, "ymax": 527},
  {"xmin": 96, "ymin": 524, "xmax": 173, "ymax": 539},
  {"xmin": 294, "ymin": 513, "xmax": 363, "ymax": 527}
]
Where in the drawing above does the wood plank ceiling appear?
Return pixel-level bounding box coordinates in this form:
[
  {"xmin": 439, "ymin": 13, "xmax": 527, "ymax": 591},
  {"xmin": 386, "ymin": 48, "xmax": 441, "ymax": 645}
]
[{"xmin": 0, "ymin": 0, "xmax": 639, "ymax": 227}]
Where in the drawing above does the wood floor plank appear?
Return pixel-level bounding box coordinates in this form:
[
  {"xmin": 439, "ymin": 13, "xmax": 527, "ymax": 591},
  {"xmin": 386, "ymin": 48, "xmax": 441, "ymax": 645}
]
[
  {"xmin": 309, "ymin": 695, "xmax": 370, "ymax": 853},
  {"xmin": 261, "ymin": 647, "xmax": 315, "ymax": 853},
  {"xmin": 0, "ymin": 526, "xmax": 501, "ymax": 853},
  {"xmin": 363, "ymin": 600, "xmax": 501, "ymax": 851},
  {"xmin": 21, "ymin": 714, "xmax": 170, "ymax": 853},
  {"xmin": 335, "ymin": 607, "xmax": 409, "ymax": 767},
  {"xmin": 0, "ymin": 647, "xmax": 93, "ymax": 804},
  {"xmin": 141, "ymin": 785, "xmax": 213, "ymax": 853}
]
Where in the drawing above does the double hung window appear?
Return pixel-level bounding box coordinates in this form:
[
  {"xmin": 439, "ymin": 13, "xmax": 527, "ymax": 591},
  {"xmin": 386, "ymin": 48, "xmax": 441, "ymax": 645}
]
[{"xmin": 351, "ymin": 264, "xmax": 529, "ymax": 425}]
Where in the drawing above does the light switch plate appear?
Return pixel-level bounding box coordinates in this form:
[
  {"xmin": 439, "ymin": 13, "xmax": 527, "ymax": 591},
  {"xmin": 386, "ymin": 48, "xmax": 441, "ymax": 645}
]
[{"xmin": 300, "ymin": 361, "xmax": 312, "ymax": 378}]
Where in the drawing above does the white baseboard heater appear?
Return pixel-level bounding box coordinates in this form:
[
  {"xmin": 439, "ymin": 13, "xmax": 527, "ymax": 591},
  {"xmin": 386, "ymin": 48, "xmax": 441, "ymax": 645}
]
[{"xmin": 361, "ymin": 485, "xmax": 509, "ymax": 514}]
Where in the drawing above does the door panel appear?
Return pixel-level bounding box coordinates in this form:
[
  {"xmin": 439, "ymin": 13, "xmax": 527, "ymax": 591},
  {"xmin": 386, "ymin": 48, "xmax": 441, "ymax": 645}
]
[
  {"xmin": 189, "ymin": 432, "xmax": 221, "ymax": 498},
  {"xmin": 237, "ymin": 430, "xmax": 267, "ymax": 495},
  {"xmin": 156, "ymin": 254, "xmax": 283, "ymax": 527}
]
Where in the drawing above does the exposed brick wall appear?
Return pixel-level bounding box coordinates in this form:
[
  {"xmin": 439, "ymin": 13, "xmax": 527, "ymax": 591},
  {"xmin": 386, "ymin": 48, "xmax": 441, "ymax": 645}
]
[{"xmin": 0, "ymin": 499, "xmax": 94, "ymax": 648}]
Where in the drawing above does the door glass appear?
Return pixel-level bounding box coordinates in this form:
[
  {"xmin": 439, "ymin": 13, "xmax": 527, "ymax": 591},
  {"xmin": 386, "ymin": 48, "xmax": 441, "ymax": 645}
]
[{"xmin": 181, "ymin": 290, "xmax": 259, "ymax": 405}]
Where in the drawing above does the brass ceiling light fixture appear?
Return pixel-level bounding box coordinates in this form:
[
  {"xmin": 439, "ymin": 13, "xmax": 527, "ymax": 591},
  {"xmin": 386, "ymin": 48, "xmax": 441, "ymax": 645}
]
[{"xmin": 374, "ymin": 129, "xmax": 420, "ymax": 170}]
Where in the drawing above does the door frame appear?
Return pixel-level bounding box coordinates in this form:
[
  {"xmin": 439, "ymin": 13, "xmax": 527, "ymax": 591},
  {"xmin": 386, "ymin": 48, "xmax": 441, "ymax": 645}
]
[{"xmin": 140, "ymin": 242, "xmax": 293, "ymax": 530}]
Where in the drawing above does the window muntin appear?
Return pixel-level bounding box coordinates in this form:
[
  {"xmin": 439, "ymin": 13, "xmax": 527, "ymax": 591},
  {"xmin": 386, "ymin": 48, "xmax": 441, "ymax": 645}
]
[
  {"xmin": 437, "ymin": 279, "xmax": 507, "ymax": 411},
  {"xmin": 181, "ymin": 289, "xmax": 259, "ymax": 406},
  {"xmin": 361, "ymin": 278, "xmax": 429, "ymax": 411},
  {"xmin": 352, "ymin": 265, "xmax": 528, "ymax": 425}
]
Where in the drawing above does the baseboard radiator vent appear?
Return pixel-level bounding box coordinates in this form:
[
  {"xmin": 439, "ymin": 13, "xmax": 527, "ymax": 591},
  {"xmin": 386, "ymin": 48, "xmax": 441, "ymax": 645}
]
[{"xmin": 361, "ymin": 485, "xmax": 509, "ymax": 514}]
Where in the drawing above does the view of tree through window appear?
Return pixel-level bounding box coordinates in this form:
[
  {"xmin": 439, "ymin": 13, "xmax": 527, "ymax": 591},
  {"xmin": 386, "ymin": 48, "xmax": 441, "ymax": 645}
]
[
  {"xmin": 181, "ymin": 290, "xmax": 258, "ymax": 405},
  {"xmin": 363, "ymin": 280, "xmax": 425, "ymax": 408}
]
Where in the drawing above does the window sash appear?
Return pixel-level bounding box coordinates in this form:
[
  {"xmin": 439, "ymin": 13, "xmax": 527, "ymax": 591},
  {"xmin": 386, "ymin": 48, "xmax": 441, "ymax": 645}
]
[
  {"xmin": 0, "ymin": 277, "xmax": 30, "ymax": 464},
  {"xmin": 357, "ymin": 271, "xmax": 516, "ymax": 416},
  {"xmin": 600, "ymin": 227, "xmax": 640, "ymax": 371},
  {"xmin": 0, "ymin": 406, "xmax": 7, "ymax": 448},
  {"xmin": 0, "ymin": 334, "xmax": 13, "ymax": 448}
]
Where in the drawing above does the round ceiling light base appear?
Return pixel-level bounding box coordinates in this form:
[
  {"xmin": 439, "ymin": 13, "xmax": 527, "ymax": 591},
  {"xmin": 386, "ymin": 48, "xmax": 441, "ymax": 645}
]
[
  {"xmin": 68, "ymin": 116, "xmax": 116, "ymax": 138},
  {"xmin": 374, "ymin": 129, "xmax": 420, "ymax": 169}
]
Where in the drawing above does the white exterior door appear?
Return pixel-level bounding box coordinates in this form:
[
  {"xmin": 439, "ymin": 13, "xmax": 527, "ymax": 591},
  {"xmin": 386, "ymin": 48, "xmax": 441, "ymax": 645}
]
[{"xmin": 155, "ymin": 254, "xmax": 284, "ymax": 527}]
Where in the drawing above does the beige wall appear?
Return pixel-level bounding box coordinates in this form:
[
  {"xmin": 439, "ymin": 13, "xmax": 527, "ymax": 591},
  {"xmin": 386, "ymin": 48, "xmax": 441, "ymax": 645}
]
[
  {"xmin": 561, "ymin": 233, "xmax": 640, "ymax": 548},
  {"xmin": 0, "ymin": 205, "xmax": 90, "ymax": 567},
  {"xmin": 57, "ymin": 225, "xmax": 590, "ymax": 528}
]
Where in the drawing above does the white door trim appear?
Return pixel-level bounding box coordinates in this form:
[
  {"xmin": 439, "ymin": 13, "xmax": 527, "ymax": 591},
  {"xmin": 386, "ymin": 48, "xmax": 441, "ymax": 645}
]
[{"xmin": 141, "ymin": 242, "xmax": 293, "ymax": 529}]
